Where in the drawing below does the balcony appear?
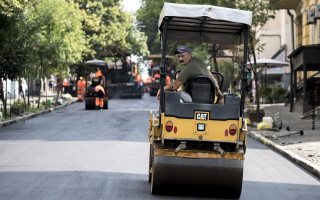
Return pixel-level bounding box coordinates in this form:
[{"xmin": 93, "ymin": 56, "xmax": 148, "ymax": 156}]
[{"xmin": 269, "ymin": 0, "xmax": 300, "ymax": 9}]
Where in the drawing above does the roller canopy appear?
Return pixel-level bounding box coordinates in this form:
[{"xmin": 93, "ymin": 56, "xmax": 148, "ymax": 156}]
[
  {"xmin": 85, "ymin": 58, "xmax": 107, "ymax": 67},
  {"xmin": 158, "ymin": 3, "xmax": 252, "ymax": 45}
]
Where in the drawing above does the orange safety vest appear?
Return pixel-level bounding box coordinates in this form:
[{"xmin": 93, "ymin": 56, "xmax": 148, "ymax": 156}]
[
  {"xmin": 77, "ymin": 80, "xmax": 85, "ymax": 89},
  {"xmin": 95, "ymin": 70, "xmax": 103, "ymax": 77},
  {"xmin": 146, "ymin": 76, "xmax": 152, "ymax": 84},
  {"xmin": 152, "ymin": 74, "xmax": 160, "ymax": 82},
  {"xmin": 95, "ymin": 85, "xmax": 105, "ymax": 95},
  {"xmin": 166, "ymin": 76, "xmax": 171, "ymax": 85},
  {"xmin": 63, "ymin": 79, "xmax": 69, "ymax": 86},
  {"xmin": 134, "ymin": 74, "xmax": 141, "ymax": 82}
]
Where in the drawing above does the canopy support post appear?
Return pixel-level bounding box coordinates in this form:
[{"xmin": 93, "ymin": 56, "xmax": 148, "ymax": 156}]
[
  {"xmin": 240, "ymin": 25, "xmax": 249, "ymax": 119},
  {"xmin": 160, "ymin": 19, "xmax": 168, "ymax": 117}
]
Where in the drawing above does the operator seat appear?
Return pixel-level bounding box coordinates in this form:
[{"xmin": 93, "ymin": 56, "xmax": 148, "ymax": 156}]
[
  {"xmin": 91, "ymin": 76, "xmax": 103, "ymax": 87},
  {"xmin": 185, "ymin": 75, "xmax": 215, "ymax": 104}
]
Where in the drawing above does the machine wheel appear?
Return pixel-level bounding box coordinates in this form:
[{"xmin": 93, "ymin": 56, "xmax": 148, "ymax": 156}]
[
  {"xmin": 150, "ymin": 163, "xmax": 160, "ymax": 194},
  {"xmin": 148, "ymin": 144, "xmax": 153, "ymax": 183},
  {"xmin": 91, "ymin": 101, "xmax": 96, "ymax": 109},
  {"xmin": 85, "ymin": 101, "xmax": 89, "ymax": 110},
  {"xmin": 103, "ymin": 100, "xmax": 108, "ymax": 109}
]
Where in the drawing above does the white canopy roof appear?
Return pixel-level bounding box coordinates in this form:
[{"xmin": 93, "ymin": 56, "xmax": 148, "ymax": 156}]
[
  {"xmin": 85, "ymin": 58, "xmax": 107, "ymax": 66},
  {"xmin": 158, "ymin": 3, "xmax": 252, "ymax": 45}
]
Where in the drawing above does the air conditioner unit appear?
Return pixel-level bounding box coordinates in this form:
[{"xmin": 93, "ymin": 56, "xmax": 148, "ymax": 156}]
[
  {"xmin": 307, "ymin": 9, "xmax": 315, "ymax": 24},
  {"xmin": 315, "ymin": 5, "xmax": 320, "ymax": 19}
]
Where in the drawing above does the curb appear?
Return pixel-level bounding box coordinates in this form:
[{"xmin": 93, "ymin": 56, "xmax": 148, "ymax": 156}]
[
  {"xmin": 0, "ymin": 99, "xmax": 78, "ymax": 128},
  {"xmin": 248, "ymin": 131, "xmax": 320, "ymax": 179}
]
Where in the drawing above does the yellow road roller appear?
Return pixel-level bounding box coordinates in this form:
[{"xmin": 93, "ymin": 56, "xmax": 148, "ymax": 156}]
[{"xmin": 148, "ymin": 3, "xmax": 252, "ymax": 198}]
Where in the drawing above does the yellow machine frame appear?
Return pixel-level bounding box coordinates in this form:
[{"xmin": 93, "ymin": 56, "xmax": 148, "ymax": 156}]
[{"xmin": 148, "ymin": 111, "xmax": 248, "ymax": 160}]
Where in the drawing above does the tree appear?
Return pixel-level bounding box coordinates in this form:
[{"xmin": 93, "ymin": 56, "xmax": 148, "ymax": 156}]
[
  {"xmin": 236, "ymin": 0, "xmax": 277, "ymax": 114},
  {"xmin": 218, "ymin": 61, "xmax": 237, "ymax": 93},
  {"xmin": 26, "ymin": 0, "xmax": 87, "ymax": 105},
  {"xmin": 0, "ymin": 0, "xmax": 148, "ymax": 112},
  {"xmin": 74, "ymin": 0, "xmax": 148, "ymax": 59},
  {"xmin": 73, "ymin": 0, "xmax": 148, "ymax": 80},
  {"xmin": 0, "ymin": 0, "xmax": 32, "ymax": 117}
]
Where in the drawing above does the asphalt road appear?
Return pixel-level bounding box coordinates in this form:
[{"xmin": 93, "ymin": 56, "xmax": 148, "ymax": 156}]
[{"xmin": 0, "ymin": 94, "xmax": 319, "ymax": 200}]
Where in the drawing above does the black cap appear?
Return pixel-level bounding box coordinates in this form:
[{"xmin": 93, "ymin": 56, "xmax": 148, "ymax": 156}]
[{"xmin": 175, "ymin": 46, "xmax": 191, "ymax": 54}]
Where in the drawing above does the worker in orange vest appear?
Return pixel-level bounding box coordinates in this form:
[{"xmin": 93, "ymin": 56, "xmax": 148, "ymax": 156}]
[
  {"xmin": 63, "ymin": 78, "xmax": 69, "ymax": 86},
  {"xmin": 152, "ymin": 73, "xmax": 160, "ymax": 82},
  {"xmin": 146, "ymin": 76, "xmax": 152, "ymax": 84},
  {"xmin": 62, "ymin": 78, "xmax": 70, "ymax": 94},
  {"xmin": 77, "ymin": 77, "xmax": 85, "ymax": 101},
  {"xmin": 95, "ymin": 84, "xmax": 105, "ymax": 110},
  {"xmin": 151, "ymin": 73, "xmax": 171, "ymax": 85},
  {"xmin": 146, "ymin": 76, "xmax": 152, "ymax": 92},
  {"xmin": 166, "ymin": 75, "xmax": 171, "ymax": 85},
  {"xmin": 95, "ymin": 69, "xmax": 103, "ymax": 77},
  {"xmin": 134, "ymin": 73, "xmax": 141, "ymax": 93},
  {"xmin": 82, "ymin": 77, "xmax": 86, "ymax": 86}
]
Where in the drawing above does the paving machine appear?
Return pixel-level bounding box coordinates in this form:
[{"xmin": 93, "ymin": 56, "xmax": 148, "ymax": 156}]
[
  {"xmin": 84, "ymin": 59, "xmax": 108, "ymax": 110},
  {"xmin": 106, "ymin": 59, "xmax": 142, "ymax": 99},
  {"xmin": 148, "ymin": 55, "xmax": 174, "ymax": 96},
  {"xmin": 148, "ymin": 3, "xmax": 252, "ymax": 198},
  {"xmin": 149, "ymin": 66, "xmax": 160, "ymax": 96}
]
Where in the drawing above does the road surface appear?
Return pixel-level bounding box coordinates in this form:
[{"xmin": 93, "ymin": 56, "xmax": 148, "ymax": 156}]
[{"xmin": 0, "ymin": 95, "xmax": 319, "ymax": 199}]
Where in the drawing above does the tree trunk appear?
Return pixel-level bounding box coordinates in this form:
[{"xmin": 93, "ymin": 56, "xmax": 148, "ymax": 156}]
[
  {"xmin": 38, "ymin": 54, "xmax": 42, "ymax": 108},
  {"xmin": 249, "ymin": 34, "xmax": 261, "ymax": 114},
  {"xmin": 37, "ymin": 79, "xmax": 41, "ymax": 108},
  {"xmin": 45, "ymin": 77, "xmax": 48, "ymax": 109},
  {"xmin": 212, "ymin": 44, "xmax": 221, "ymax": 84},
  {"xmin": 0, "ymin": 79, "xmax": 6, "ymax": 118},
  {"xmin": 18, "ymin": 77, "xmax": 26, "ymax": 104}
]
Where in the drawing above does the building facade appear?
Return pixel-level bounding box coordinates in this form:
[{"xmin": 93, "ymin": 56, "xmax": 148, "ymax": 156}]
[
  {"xmin": 256, "ymin": 9, "xmax": 294, "ymax": 90},
  {"xmin": 270, "ymin": 0, "xmax": 320, "ymax": 114}
]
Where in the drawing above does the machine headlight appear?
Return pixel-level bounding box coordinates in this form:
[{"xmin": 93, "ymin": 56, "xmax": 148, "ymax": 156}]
[{"xmin": 197, "ymin": 123, "xmax": 205, "ymax": 131}]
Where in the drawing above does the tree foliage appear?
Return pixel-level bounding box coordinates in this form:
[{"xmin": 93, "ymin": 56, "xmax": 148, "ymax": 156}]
[
  {"xmin": 1, "ymin": 0, "xmax": 148, "ymax": 81},
  {"xmin": 26, "ymin": 0, "xmax": 87, "ymax": 78},
  {"xmin": 218, "ymin": 61, "xmax": 237, "ymax": 92},
  {"xmin": 236, "ymin": 0, "xmax": 277, "ymax": 113},
  {"xmin": 0, "ymin": 0, "xmax": 149, "ymax": 110},
  {"xmin": 75, "ymin": 0, "xmax": 148, "ymax": 59},
  {"xmin": 0, "ymin": 0, "xmax": 31, "ymax": 80}
]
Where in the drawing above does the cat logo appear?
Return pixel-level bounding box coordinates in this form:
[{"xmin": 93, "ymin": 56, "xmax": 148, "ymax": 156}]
[
  {"xmin": 196, "ymin": 113, "xmax": 208, "ymax": 121},
  {"xmin": 203, "ymin": 6, "xmax": 214, "ymax": 17}
]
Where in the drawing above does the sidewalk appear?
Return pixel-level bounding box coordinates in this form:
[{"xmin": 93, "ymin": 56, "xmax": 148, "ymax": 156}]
[
  {"xmin": 248, "ymin": 103, "xmax": 320, "ymax": 179},
  {"xmin": 0, "ymin": 94, "xmax": 77, "ymax": 128}
]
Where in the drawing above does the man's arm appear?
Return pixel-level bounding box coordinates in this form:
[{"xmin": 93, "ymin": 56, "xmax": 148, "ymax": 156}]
[
  {"xmin": 208, "ymin": 69, "xmax": 222, "ymax": 97},
  {"xmin": 156, "ymin": 80, "xmax": 183, "ymax": 100}
]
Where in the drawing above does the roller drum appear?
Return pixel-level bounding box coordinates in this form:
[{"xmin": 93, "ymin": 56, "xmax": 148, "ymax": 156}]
[{"xmin": 151, "ymin": 155, "xmax": 243, "ymax": 198}]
